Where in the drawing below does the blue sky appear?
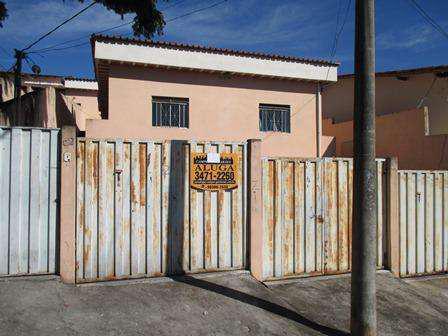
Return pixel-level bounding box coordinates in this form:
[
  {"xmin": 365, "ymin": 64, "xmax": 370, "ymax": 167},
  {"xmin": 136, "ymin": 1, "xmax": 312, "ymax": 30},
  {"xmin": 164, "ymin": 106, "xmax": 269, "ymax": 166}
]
[{"xmin": 0, "ymin": 0, "xmax": 447, "ymax": 78}]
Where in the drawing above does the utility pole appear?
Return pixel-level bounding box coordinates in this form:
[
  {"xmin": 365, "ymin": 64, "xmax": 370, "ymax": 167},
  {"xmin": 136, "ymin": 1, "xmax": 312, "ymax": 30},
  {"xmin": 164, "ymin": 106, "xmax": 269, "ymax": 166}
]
[
  {"xmin": 351, "ymin": 0, "xmax": 377, "ymax": 335},
  {"xmin": 13, "ymin": 49, "xmax": 24, "ymax": 125}
]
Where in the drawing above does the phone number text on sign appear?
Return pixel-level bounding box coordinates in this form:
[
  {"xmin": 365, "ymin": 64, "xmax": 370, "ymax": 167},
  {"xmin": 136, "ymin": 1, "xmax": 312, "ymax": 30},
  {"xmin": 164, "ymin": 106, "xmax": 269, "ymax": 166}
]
[{"xmin": 190, "ymin": 152, "xmax": 238, "ymax": 191}]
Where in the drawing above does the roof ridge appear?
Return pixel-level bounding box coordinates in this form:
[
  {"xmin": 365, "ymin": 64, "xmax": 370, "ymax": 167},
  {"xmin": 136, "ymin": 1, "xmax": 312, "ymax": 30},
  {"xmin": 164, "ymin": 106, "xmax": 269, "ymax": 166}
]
[
  {"xmin": 64, "ymin": 76, "xmax": 97, "ymax": 82},
  {"xmin": 339, "ymin": 64, "xmax": 448, "ymax": 78},
  {"xmin": 91, "ymin": 34, "xmax": 339, "ymax": 67}
]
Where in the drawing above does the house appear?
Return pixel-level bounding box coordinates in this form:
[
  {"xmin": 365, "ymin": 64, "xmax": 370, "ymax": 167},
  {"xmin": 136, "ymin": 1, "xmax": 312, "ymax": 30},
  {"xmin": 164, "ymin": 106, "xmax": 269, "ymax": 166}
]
[
  {"xmin": 87, "ymin": 35, "xmax": 338, "ymax": 157},
  {"xmin": 322, "ymin": 65, "xmax": 448, "ymax": 169},
  {"xmin": 0, "ymin": 71, "xmax": 100, "ymax": 131},
  {"xmin": 61, "ymin": 77, "xmax": 100, "ymax": 132}
]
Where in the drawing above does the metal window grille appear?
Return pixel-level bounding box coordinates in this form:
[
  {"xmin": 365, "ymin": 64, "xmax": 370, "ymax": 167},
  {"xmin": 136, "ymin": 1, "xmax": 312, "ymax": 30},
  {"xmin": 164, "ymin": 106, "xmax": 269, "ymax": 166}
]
[
  {"xmin": 259, "ymin": 104, "xmax": 291, "ymax": 132},
  {"xmin": 152, "ymin": 97, "xmax": 189, "ymax": 128}
]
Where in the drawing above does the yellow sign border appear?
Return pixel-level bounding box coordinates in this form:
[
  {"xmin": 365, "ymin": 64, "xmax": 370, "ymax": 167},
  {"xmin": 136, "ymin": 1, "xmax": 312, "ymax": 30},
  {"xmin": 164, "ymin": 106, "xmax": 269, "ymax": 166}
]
[{"xmin": 190, "ymin": 152, "xmax": 239, "ymax": 191}]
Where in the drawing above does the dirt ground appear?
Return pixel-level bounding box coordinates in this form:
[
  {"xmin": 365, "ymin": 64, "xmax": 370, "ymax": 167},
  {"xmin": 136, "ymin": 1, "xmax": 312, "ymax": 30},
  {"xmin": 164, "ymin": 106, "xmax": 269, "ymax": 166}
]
[{"xmin": 0, "ymin": 270, "xmax": 447, "ymax": 335}]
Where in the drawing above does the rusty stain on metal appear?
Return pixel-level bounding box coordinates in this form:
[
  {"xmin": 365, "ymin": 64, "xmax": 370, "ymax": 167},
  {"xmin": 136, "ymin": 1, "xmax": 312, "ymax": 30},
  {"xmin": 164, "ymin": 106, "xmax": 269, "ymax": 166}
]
[
  {"xmin": 398, "ymin": 170, "xmax": 448, "ymax": 277},
  {"xmin": 282, "ymin": 161, "xmax": 294, "ymax": 276},
  {"xmin": 231, "ymin": 145, "xmax": 243, "ymax": 268},
  {"xmin": 217, "ymin": 189, "xmax": 225, "ymax": 267},
  {"xmin": 262, "ymin": 157, "xmax": 386, "ymax": 280},
  {"xmin": 0, "ymin": 127, "xmax": 60, "ymax": 277},
  {"xmin": 267, "ymin": 160, "xmax": 275, "ymax": 272},
  {"xmin": 338, "ymin": 160, "xmax": 349, "ymax": 271},
  {"xmin": 294, "ymin": 161, "xmax": 305, "ymax": 274},
  {"xmin": 204, "ymin": 190, "xmax": 212, "ymax": 267},
  {"xmin": 139, "ymin": 145, "xmax": 147, "ymax": 207},
  {"xmin": 75, "ymin": 139, "xmax": 248, "ymax": 283}
]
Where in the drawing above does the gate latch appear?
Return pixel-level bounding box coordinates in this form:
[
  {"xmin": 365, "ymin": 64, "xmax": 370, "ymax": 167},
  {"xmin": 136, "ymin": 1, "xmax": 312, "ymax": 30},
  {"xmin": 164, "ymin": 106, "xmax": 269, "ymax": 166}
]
[{"xmin": 114, "ymin": 169, "xmax": 123, "ymax": 183}]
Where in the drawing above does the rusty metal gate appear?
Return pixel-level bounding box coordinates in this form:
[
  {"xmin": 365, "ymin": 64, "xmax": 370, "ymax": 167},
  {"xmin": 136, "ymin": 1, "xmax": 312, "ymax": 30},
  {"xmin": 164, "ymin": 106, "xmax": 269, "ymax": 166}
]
[
  {"xmin": 398, "ymin": 170, "xmax": 448, "ymax": 277},
  {"xmin": 75, "ymin": 139, "xmax": 247, "ymax": 283},
  {"xmin": 261, "ymin": 157, "xmax": 386, "ymax": 280},
  {"xmin": 0, "ymin": 127, "xmax": 60, "ymax": 276}
]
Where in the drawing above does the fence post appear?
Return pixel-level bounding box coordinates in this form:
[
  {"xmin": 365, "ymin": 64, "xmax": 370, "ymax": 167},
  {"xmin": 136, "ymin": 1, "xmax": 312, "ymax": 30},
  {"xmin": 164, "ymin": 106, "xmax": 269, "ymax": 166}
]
[
  {"xmin": 386, "ymin": 157, "xmax": 400, "ymax": 276},
  {"xmin": 59, "ymin": 126, "xmax": 77, "ymax": 284},
  {"xmin": 248, "ymin": 139, "xmax": 263, "ymax": 280}
]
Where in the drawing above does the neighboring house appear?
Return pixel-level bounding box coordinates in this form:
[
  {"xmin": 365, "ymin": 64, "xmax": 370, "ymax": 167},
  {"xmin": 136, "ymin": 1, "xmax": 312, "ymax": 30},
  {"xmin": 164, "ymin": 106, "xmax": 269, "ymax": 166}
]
[
  {"xmin": 88, "ymin": 35, "xmax": 338, "ymax": 157},
  {"xmin": 62, "ymin": 77, "xmax": 100, "ymax": 132},
  {"xmin": 322, "ymin": 65, "xmax": 448, "ymax": 169},
  {"xmin": 0, "ymin": 72, "xmax": 100, "ymax": 131}
]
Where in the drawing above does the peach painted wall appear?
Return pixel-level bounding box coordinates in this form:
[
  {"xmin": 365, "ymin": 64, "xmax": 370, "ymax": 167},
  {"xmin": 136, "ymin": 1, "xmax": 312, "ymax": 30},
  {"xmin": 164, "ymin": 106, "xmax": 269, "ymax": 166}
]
[
  {"xmin": 86, "ymin": 65, "xmax": 320, "ymax": 158},
  {"xmin": 64, "ymin": 89, "xmax": 100, "ymax": 131},
  {"xmin": 322, "ymin": 108, "xmax": 448, "ymax": 170},
  {"xmin": 323, "ymin": 74, "xmax": 448, "ymax": 135}
]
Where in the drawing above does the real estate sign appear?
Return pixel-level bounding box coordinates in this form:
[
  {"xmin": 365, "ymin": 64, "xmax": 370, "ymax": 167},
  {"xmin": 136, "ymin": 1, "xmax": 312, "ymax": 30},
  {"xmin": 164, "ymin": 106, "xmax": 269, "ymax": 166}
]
[{"xmin": 190, "ymin": 152, "xmax": 238, "ymax": 191}]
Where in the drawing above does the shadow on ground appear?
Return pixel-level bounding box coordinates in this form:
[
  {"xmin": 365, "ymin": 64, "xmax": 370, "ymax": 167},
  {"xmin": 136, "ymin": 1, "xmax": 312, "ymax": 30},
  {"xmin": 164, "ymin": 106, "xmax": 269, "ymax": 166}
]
[
  {"xmin": 0, "ymin": 271, "xmax": 447, "ymax": 335},
  {"xmin": 172, "ymin": 275, "xmax": 348, "ymax": 336}
]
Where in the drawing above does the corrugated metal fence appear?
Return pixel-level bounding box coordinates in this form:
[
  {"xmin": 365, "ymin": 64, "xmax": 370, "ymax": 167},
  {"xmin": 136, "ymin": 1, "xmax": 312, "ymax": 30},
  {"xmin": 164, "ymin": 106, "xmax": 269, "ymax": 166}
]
[
  {"xmin": 0, "ymin": 127, "xmax": 60, "ymax": 276},
  {"xmin": 398, "ymin": 170, "xmax": 448, "ymax": 277},
  {"xmin": 262, "ymin": 157, "xmax": 386, "ymax": 280},
  {"xmin": 75, "ymin": 139, "xmax": 247, "ymax": 283}
]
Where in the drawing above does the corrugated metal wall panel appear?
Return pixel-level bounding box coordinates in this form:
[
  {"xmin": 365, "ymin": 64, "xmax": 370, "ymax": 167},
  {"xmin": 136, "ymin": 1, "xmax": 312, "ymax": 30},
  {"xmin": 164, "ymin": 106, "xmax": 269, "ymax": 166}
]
[
  {"xmin": 0, "ymin": 127, "xmax": 59, "ymax": 276},
  {"xmin": 262, "ymin": 157, "xmax": 385, "ymax": 280},
  {"xmin": 75, "ymin": 139, "xmax": 247, "ymax": 283},
  {"xmin": 398, "ymin": 170, "xmax": 448, "ymax": 277}
]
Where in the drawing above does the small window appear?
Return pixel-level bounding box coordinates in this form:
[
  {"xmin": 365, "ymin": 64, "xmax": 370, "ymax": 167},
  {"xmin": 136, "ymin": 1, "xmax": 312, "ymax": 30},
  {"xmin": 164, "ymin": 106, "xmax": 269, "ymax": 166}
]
[
  {"xmin": 152, "ymin": 96, "xmax": 189, "ymax": 128},
  {"xmin": 259, "ymin": 104, "xmax": 291, "ymax": 133}
]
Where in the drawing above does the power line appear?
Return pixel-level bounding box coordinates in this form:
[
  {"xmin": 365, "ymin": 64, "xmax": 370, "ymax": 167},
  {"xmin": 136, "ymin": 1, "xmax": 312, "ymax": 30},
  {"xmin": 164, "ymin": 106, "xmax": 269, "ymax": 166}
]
[
  {"xmin": 30, "ymin": 0, "xmax": 229, "ymax": 54},
  {"xmin": 30, "ymin": 0, "xmax": 204, "ymax": 53},
  {"xmin": 0, "ymin": 45, "xmax": 10, "ymax": 57},
  {"xmin": 31, "ymin": 41, "xmax": 91, "ymax": 53},
  {"xmin": 22, "ymin": 1, "xmax": 96, "ymax": 51},
  {"xmin": 417, "ymin": 76, "xmax": 438, "ymax": 108},
  {"xmin": 164, "ymin": 0, "xmax": 189, "ymax": 11},
  {"xmin": 329, "ymin": 0, "xmax": 352, "ymax": 59},
  {"xmin": 265, "ymin": 0, "xmax": 351, "ymax": 142},
  {"xmin": 330, "ymin": 0, "xmax": 343, "ymax": 57},
  {"xmin": 166, "ymin": 0, "xmax": 227, "ymax": 23},
  {"xmin": 30, "ymin": 21, "xmax": 132, "ymax": 53},
  {"xmin": 407, "ymin": 0, "xmax": 448, "ymax": 40},
  {"xmin": 321, "ymin": 0, "xmax": 352, "ymax": 89}
]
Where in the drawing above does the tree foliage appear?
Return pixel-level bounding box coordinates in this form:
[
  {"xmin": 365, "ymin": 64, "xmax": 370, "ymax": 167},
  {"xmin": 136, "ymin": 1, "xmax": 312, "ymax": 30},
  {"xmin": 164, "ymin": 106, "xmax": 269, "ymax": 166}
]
[
  {"xmin": 0, "ymin": 0, "xmax": 168, "ymax": 38},
  {"xmin": 0, "ymin": 1, "xmax": 7, "ymax": 28}
]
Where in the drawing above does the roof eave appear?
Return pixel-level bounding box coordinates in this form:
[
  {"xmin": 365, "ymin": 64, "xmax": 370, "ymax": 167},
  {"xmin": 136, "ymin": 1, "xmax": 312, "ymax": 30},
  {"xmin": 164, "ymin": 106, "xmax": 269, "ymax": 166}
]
[{"xmin": 93, "ymin": 40, "xmax": 338, "ymax": 83}]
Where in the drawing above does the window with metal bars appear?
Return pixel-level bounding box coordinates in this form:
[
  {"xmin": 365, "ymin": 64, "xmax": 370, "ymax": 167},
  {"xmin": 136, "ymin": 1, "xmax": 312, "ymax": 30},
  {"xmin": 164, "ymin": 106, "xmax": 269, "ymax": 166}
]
[
  {"xmin": 259, "ymin": 104, "xmax": 291, "ymax": 133},
  {"xmin": 152, "ymin": 96, "xmax": 189, "ymax": 128}
]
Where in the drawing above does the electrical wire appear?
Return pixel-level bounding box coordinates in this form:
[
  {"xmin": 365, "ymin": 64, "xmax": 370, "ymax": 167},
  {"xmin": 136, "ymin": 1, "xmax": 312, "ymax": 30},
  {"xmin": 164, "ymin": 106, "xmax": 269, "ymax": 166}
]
[
  {"xmin": 30, "ymin": 0, "xmax": 212, "ymax": 54},
  {"xmin": 330, "ymin": 0, "xmax": 343, "ymax": 58},
  {"xmin": 320, "ymin": 0, "xmax": 351, "ymax": 91},
  {"xmin": 22, "ymin": 1, "xmax": 96, "ymax": 51},
  {"xmin": 29, "ymin": 0, "xmax": 229, "ymax": 54},
  {"xmin": 166, "ymin": 0, "xmax": 227, "ymax": 23},
  {"xmin": 163, "ymin": 0, "xmax": 189, "ymax": 11},
  {"xmin": 0, "ymin": 45, "xmax": 10, "ymax": 57},
  {"xmin": 417, "ymin": 76, "xmax": 438, "ymax": 108},
  {"xmin": 407, "ymin": 0, "xmax": 448, "ymax": 40},
  {"xmin": 261, "ymin": 95, "xmax": 317, "ymax": 142},
  {"xmin": 30, "ymin": 21, "xmax": 133, "ymax": 53},
  {"xmin": 329, "ymin": 0, "xmax": 351, "ymax": 59},
  {"xmin": 30, "ymin": 41, "xmax": 91, "ymax": 53},
  {"xmin": 264, "ymin": 0, "xmax": 351, "ymax": 142}
]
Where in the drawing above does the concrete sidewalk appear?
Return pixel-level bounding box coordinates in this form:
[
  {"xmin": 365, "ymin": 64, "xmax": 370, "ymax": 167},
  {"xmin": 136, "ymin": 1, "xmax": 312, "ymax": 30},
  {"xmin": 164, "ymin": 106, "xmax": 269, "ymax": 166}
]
[
  {"xmin": 267, "ymin": 271, "xmax": 448, "ymax": 335},
  {"xmin": 0, "ymin": 271, "xmax": 446, "ymax": 335}
]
